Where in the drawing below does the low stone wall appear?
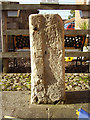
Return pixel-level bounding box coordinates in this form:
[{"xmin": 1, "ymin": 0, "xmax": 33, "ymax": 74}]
[{"xmin": 0, "ymin": 73, "xmax": 89, "ymax": 91}]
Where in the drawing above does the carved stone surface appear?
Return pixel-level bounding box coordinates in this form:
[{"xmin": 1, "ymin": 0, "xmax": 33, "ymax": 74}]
[{"xmin": 29, "ymin": 14, "xmax": 65, "ymax": 104}]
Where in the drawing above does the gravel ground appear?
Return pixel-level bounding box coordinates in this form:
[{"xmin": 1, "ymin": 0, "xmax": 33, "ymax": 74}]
[
  {"xmin": 0, "ymin": 73, "xmax": 89, "ymax": 91},
  {"xmin": 0, "ymin": 73, "xmax": 31, "ymax": 91},
  {"xmin": 65, "ymin": 73, "xmax": 90, "ymax": 91}
]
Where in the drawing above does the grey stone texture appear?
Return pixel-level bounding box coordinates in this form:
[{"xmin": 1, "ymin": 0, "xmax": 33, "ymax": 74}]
[
  {"xmin": 0, "ymin": 92, "xmax": 2, "ymax": 120},
  {"xmin": 29, "ymin": 14, "xmax": 65, "ymax": 104},
  {"xmin": 2, "ymin": 91, "xmax": 48, "ymax": 118}
]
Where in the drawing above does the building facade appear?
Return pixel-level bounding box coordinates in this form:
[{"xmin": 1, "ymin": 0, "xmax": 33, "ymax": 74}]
[
  {"xmin": 75, "ymin": 0, "xmax": 89, "ymax": 29},
  {"xmin": 41, "ymin": 0, "xmax": 59, "ymax": 3}
]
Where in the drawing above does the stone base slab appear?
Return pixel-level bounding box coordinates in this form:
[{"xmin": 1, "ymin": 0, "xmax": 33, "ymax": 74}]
[{"xmin": 0, "ymin": 91, "xmax": 90, "ymax": 119}]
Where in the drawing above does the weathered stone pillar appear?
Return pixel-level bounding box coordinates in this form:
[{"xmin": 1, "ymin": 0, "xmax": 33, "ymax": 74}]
[{"xmin": 29, "ymin": 14, "xmax": 65, "ymax": 104}]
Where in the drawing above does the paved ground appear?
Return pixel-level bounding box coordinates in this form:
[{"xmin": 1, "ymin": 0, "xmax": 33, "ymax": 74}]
[
  {"xmin": 0, "ymin": 91, "xmax": 90, "ymax": 119},
  {"xmin": 0, "ymin": 92, "xmax": 2, "ymax": 119}
]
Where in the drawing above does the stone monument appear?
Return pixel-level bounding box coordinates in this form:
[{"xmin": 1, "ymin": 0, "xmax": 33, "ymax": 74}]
[{"xmin": 29, "ymin": 14, "xmax": 65, "ymax": 104}]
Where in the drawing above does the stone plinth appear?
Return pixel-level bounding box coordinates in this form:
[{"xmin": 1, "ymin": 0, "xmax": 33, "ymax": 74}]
[{"xmin": 29, "ymin": 14, "xmax": 65, "ymax": 104}]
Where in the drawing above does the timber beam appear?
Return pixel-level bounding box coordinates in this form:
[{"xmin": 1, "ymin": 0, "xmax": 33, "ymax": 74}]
[
  {"xmin": 3, "ymin": 30, "xmax": 90, "ymax": 36},
  {"xmin": 1, "ymin": 4, "xmax": 90, "ymax": 11},
  {"xmin": 0, "ymin": 51, "xmax": 89, "ymax": 58}
]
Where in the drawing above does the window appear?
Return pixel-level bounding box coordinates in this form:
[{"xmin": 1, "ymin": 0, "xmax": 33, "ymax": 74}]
[
  {"xmin": 68, "ymin": 25, "xmax": 72, "ymax": 28},
  {"xmin": 72, "ymin": 25, "xmax": 74, "ymax": 28}
]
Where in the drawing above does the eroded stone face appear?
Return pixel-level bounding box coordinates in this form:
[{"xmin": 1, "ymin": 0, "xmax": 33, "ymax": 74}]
[{"xmin": 29, "ymin": 14, "xmax": 65, "ymax": 104}]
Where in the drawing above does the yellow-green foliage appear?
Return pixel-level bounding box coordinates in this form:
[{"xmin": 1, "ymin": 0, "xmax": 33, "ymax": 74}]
[{"xmin": 78, "ymin": 20, "xmax": 88, "ymax": 30}]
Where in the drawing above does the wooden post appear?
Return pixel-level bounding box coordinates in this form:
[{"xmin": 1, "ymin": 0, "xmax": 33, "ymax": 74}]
[
  {"xmin": 2, "ymin": 11, "xmax": 8, "ymax": 73},
  {"xmin": 88, "ymin": 0, "xmax": 90, "ymax": 72},
  {"xmin": 84, "ymin": 0, "xmax": 86, "ymax": 4},
  {"xmin": 89, "ymin": 62, "xmax": 90, "ymax": 73},
  {"xmin": 0, "ymin": 3, "xmax": 2, "ymax": 73}
]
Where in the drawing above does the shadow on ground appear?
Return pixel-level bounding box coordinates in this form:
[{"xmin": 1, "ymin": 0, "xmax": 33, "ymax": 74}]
[{"xmin": 65, "ymin": 90, "xmax": 90, "ymax": 104}]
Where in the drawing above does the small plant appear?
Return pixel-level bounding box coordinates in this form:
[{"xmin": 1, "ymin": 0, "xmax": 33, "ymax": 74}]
[
  {"xmin": 78, "ymin": 20, "xmax": 88, "ymax": 30},
  {"xmin": 68, "ymin": 10, "xmax": 75, "ymax": 19},
  {"xmin": 78, "ymin": 20, "xmax": 89, "ymax": 50}
]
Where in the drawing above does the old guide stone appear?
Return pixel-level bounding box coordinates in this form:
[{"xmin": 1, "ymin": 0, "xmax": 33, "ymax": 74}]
[{"xmin": 29, "ymin": 14, "xmax": 65, "ymax": 104}]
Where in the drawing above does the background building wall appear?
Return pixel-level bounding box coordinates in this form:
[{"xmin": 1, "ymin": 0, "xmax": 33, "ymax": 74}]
[
  {"xmin": 88, "ymin": 0, "xmax": 90, "ymax": 29},
  {"xmin": 75, "ymin": 0, "xmax": 88, "ymax": 29}
]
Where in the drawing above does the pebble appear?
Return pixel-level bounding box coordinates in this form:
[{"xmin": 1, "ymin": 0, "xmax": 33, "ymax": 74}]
[
  {"xmin": 75, "ymin": 86, "xmax": 81, "ymax": 91},
  {"xmin": 79, "ymin": 81, "xmax": 84, "ymax": 84},
  {"xmin": 73, "ymin": 82, "xmax": 78, "ymax": 86},
  {"xmin": 68, "ymin": 85, "xmax": 72, "ymax": 90},
  {"xmin": 85, "ymin": 85, "xmax": 90, "ymax": 89},
  {"xmin": 78, "ymin": 84, "xmax": 81, "ymax": 87},
  {"xmin": 73, "ymin": 73, "xmax": 79, "ymax": 76},
  {"xmin": 81, "ymin": 85, "xmax": 85, "ymax": 90},
  {"xmin": 17, "ymin": 88, "xmax": 22, "ymax": 91},
  {"xmin": 23, "ymin": 83, "xmax": 26, "ymax": 85},
  {"xmin": 1, "ymin": 85, "xmax": 5, "ymax": 90},
  {"xmin": 75, "ymin": 78, "xmax": 80, "ymax": 81}
]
